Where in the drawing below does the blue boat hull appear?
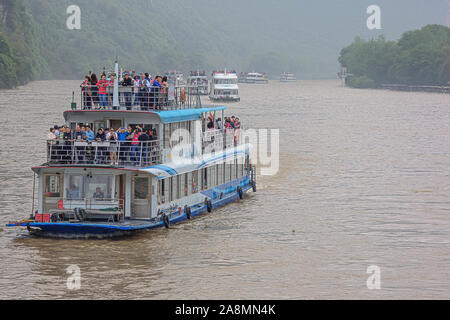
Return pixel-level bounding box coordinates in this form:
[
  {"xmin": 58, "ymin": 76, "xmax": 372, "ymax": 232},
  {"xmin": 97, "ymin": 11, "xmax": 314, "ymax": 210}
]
[{"xmin": 7, "ymin": 183, "xmax": 253, "ymax": 239}]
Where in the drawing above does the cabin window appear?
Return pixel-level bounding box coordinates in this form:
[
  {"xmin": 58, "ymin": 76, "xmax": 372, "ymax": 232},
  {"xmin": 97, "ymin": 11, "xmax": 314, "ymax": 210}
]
[
  {"xmin": 66, "ymin": 175, "xmax": 84, "ymax": 200},
  {"xmin": 87, "ymin": 175, "xmax": 113, "ymax": 200},
  {"xmin": 164, "ymin": 178, "xmax": 169, "ymax": 203},
  {"xmin": 164, "ymin": 124, "xmax": 171, "ymax": 148},
  {"xmin": 178, "ymin": 174, "xmax": 184, "ymax": 198},
  {"xmin": 237, "ymin": 158, "xmax": 244, "ymax": 178},
  {"xmin": 186, "ymin": 172, "xmax": 192, "ymax": 196},
  {"xmin": 134, "ymin": 177, "xmax": 148, "ymax": 200},
  {"xmin": 217, "ymin": 163, "xmax": 223, "ymax": 185},
  {"xmin": 231, "ymin": 159, "xmax": 237, "ymax": 181},
  {"xmin": 224, "ymin": 161, "xmax": 230, "ymax": 183},
  {"xmin": 192, "ymin": 170, "xmax": 198, "ymax": 194},
  {"xmin": 172, "ymin": 175, "xmax": 178, "ymax": 200},
  {"xmin": 183, "ymin": 173, "xmax": 189, "ymax": 197},
  {"xmin": 202, "ymin": 168, "xmax": 208, "ymax": 190},
  {"xmin": 44, "ymin": 175, "xmax": 61, "ymax": 197},
  {"xmin": 245, "ymin": 156, "xmax": 249, "ymax": 174},
  {"xmin": 209, "ymin": 165, "xmax": 216, "ymax": 187},
  {"xmin": 158, "ymin": 180, "xmax": 164, "ymax": 204}
]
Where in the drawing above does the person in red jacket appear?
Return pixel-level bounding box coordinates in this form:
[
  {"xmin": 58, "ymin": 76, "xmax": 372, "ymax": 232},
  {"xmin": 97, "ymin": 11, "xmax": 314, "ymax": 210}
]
[{"xmin": 97, "ymin": 74, "xmax": 109, "ymax": 109}]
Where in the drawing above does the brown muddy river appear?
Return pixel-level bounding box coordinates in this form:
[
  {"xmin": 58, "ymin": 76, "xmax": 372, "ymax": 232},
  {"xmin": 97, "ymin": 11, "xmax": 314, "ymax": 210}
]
[{"xmin": 0, "ymin": 80, "xmax": 449, "ymax": 299}]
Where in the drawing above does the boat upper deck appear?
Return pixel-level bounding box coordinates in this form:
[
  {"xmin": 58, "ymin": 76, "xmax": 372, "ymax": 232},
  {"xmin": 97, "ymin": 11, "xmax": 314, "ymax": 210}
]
[{"xmin": 77, "ymin": 84, "xmax": 201, "ymax": 112}]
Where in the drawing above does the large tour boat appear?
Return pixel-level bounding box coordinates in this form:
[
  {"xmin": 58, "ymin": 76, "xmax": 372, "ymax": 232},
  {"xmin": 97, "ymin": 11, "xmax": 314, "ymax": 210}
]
[
  {"xmin": 188, "ymin": 70, "xmax": 209, "ymax": 95},
  {"xmin": 209, "ymin": 70, "xmax": 240, "ymax": 102},
  {"xmin": 7, "ymin": 63, "xmax": 256, "ymax": 238}
]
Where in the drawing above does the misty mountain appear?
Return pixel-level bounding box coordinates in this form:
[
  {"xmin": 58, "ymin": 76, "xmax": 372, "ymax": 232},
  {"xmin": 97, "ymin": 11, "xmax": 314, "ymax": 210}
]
[{"xmin": 0, "ymin": 0, "xmax": 448, "ymax": 88}]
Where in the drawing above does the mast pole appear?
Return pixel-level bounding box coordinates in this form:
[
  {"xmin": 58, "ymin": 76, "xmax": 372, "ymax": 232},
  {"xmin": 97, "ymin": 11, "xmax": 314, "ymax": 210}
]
[{"xmin": 113, "ymin": 61, "xmax": 119, "ymax": 108}]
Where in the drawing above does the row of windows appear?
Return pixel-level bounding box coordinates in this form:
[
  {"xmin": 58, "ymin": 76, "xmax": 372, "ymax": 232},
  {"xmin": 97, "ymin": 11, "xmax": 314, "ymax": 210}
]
[
  {"xmin": 158, "ymin": 157, "xmax": 248, "ymax": 204},
  {"xmin": 213, "ymin": 90, "xmax": 238, "ymax": 95}
]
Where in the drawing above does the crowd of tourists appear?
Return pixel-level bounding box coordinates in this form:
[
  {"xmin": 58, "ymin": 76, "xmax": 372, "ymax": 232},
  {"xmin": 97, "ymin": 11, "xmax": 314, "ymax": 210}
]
[
  {"xmin": 80, "ymin": 70, "xmax": 169, "ymax": 111},
  {"xmin": 47, "ymin": 124, "xmax": 159, "ymax": 166}
]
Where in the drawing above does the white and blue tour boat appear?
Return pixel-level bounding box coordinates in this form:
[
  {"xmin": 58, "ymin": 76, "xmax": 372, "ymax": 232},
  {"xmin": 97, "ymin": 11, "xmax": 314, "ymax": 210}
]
[{"xmin": 7, "ymin": 63, "xmax": 256, "ymax": 238}]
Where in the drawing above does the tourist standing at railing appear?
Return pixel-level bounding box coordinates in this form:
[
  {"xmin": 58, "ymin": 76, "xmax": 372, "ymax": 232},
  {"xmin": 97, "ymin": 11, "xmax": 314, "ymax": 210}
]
[
  {"xmin": 216, "ymin": 118, "xmax": 222, "ymax": 130},
  {"xmin": 230, "ymin": 116, "xmax": 236, "ymax": 128},
  {"xmin": 97, "ymin": 75, "xmax": 109, "ymax": 109},
  {"xmin": 80, "ymin": 76, "xmax": 92, "ymax": 109},
  {"xmin": 130, "ymin": 129, "xmax": 141, "ymax": 165},
  {"xmin": 74, "ymin": 125, "xmax": 82, "ymax": 140},
  {"xmin": 74, "ymin": 125, "xmax": 86, "ymax": 163},
  {"xmin": 234, "ymin": 117, "xmax": 241, "ymax": 146},
  {"xmin": 133, "ymin": 76, "xmax": 140, "ymax": 107},
  {"xmin": 47, "ymin": 127, "xmax": 57, "ymax": 162},
  {"xmin": 122, "ymin": 73, "xmax": 133, "ymax": 109},
  {"xmin": 138, "ymin": 129, "xmax": 150, "ymax": 165},
  {"xmin": 151, "ymin": 76, "xmax": 163, "ymax": 110},
  {"xmin": 207, "ymin": 116, "xmax": 214, "ymax": 130},
  {"xmin": 47, "ymin": 127, "xmax": 56, "ymax": 140},
  {"xmin": 96, "ymin": 128, "xmax": 106, "ymax": 163},
  {"xmin": 85, "ymin": 126, "xmax": 95, "ymax": 141},
  {"xmin": 90, "ymin": 74, "xmax": 99, "ymax": 107},
  {"xmin": 117, "ymin": 127, "xmax": 129, "ymax": 164},
  {"xmin": 62, "ymin": 127, "xmax": 74, "ymax": 164},
  {"xmin": 107, "ymin": 128, "xmax": 119, "ymax": 165},
  {"xmin": 139, "ymin": 74, "xmax": 149, "ymax": 110}
]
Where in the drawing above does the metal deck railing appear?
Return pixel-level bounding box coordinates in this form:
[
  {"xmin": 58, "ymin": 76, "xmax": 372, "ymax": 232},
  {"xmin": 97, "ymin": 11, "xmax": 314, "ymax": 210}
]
[
  {"xmin": 77, "ymin": 85, "xmax": 202, "ymax": 111},
  {"xmin": 47, "ymin": 140, "xmax": 162, "ymax": 167},
  {"xmin": 202, "ymin": 127, "xmax": 243, "ymax": 152}
]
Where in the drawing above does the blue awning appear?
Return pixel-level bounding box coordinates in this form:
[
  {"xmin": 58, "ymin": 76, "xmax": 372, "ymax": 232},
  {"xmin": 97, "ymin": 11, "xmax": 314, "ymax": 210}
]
[{"xmin": 153, "ymin": 106, "xmax": 227, "ymax": 123}]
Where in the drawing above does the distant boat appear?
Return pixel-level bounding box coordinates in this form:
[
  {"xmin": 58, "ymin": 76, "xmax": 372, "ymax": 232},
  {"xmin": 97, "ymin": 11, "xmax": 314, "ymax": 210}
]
[
  {"xmin": 243, "ymin": 72, "xmax": 268, "ymax": 84},
  {"xmin": 188, "ymin": 70, "xmax": 209, "ymax": 95},
  {"xmin": 166, "ymin": 70, "xmax": 185, "ymax": 86},
  {"xmin": 280, "ymin": 72, "xmax": 297, "ymax": 82},
  {"xmin": 209, "ymin": 70, "xmax": 240, "ymax": 102}
]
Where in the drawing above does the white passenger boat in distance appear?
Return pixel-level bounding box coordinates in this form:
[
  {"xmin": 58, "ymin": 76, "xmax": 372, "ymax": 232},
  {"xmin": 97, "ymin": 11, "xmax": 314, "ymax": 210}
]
[
  {"xmin": 6, "ymin": 63, "xmax": 256, "ymax": 238},
  {"xmin": 188, "ymin": 70, "xmax": 209, "ymax": 95},
  {"xmin": 209, "ymin": 70, "xmax": 240, "ymax": 102},
  {"xmin": 280, "ymin": 72, "xmax": 297, "ymax": 82},
  {"xmin": 166, "ymin": 70, "xmax": 186, "ymax": 86},
  {"xmin": 244, "ymin": 72, "xmax": 268, "ymax": 84}
]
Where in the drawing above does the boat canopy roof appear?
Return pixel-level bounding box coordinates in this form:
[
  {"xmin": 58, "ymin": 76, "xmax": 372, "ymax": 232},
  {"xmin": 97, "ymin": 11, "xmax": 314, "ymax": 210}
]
[
  {"xmin": 63, "ymin": 106, "xmax": 227, "ymax": 124},
  {"xmin": 154, "ymin": 106, "xmax": 226, "ymax": 123}
]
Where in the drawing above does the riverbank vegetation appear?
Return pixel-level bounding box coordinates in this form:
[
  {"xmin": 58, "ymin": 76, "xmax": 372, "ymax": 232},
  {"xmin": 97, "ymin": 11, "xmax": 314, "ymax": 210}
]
[{"xmin": 339, "ymin": 24, "xmax": 450, "ymax": 88}]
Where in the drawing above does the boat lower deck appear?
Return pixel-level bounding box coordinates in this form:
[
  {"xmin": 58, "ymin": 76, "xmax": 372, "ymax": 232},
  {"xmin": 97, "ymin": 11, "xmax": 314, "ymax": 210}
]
[{"xmin": 7, "ymin": 184, "xmax": 254, "ymax": 238}]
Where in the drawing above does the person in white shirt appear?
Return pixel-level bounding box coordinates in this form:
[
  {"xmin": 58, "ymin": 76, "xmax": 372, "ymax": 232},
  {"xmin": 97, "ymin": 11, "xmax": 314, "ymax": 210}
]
[{"xmin": 47, "ymin": 127, "xmax": 56, "ymax": 140}]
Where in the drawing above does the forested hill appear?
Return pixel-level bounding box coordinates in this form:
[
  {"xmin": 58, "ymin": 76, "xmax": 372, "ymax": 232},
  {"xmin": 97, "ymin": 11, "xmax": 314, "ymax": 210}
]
[{"xmin": 0, "ymin": 0, "xmax": 448, "ymax": 88}]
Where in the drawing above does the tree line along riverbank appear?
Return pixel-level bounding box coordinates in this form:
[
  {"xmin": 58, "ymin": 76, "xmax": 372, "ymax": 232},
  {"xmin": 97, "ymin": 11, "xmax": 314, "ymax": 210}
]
[{"xmin": 338, "ymin": 24, "xmax": 450, "ymax": 90}]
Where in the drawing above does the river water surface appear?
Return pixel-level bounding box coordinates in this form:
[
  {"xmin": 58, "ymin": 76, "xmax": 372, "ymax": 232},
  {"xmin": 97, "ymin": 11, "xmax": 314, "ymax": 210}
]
[{"xmin": 0, "ymin": 80, "xmax": 449, "ymax": 299}]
